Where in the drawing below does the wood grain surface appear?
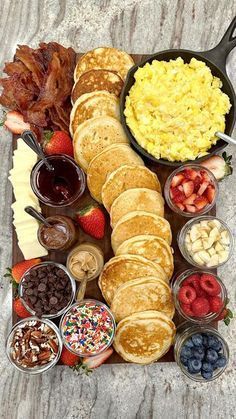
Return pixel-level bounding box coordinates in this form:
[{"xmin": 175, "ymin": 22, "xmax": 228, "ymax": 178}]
[{"xmin": 1, "ymin": 1, "xmax": 236, "ymax": 419}]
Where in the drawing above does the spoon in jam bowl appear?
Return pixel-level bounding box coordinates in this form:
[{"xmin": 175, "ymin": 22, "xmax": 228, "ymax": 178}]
[
  {"xmin": 22, "ymin": 130, "xmax": 54, "ymax": 171},
  {"xmin": 24, "ymin": 206, "xmax": 52, "ymax": 228}
]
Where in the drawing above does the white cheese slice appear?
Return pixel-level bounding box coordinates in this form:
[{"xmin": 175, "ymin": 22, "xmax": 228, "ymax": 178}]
[{"xmin": 18, "ymin": 240, "xmax": 48, "ymax": 260}]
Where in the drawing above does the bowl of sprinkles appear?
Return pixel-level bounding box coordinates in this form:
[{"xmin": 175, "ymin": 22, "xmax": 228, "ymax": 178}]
[{"xmin": 59, "ymin": 299, "xmax": 116, "ymax": 357}]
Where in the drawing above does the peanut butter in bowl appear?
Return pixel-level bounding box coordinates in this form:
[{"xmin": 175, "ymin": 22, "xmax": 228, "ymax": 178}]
[{"xmin": 67, "ymin": 242, "xmax": 104, "ymax": 282}]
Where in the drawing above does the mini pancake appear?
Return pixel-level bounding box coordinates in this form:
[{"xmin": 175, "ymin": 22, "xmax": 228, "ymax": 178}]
[
  {"xmin": 98, "ymin": 254, "xmax": 167, "ymax": 305},
  {"xmin": 113, "ymin": 310, "xmax": 176, "ymax": 364},
  {"xmin": 110, "ymin": 188, "xmax": 164, "ymax": 228},
  {"xmin": 87, "ymin": 144, "xmax": 144, "ymax": 203},
  {"xmin": 116, "ymin": 235, "xmax": 174, "ymax": 280},
  {"xmin": 73, "ymin": 117, "xmax": 129, "ymax": 172},
  {"xmin": 111, "ymin": 276, "xmax": 175, "ymax": 322},
  {"xmin": 71, "ymin": 69, "xmax": 124, "ymax": 103},
  {"xmin": 70, "ymin": 91, "xmax": 119, "ymax": 136},
  {"xmin": 102, "ymin": 165, "xmax": 161, "ymax": 212},
  {"xmin": 74, "ymin": 47, "xmax": 134, "ymax": 81},
  {"xmin": 111, "ymin": 211, "xmax": 172, "ymax": 253}
]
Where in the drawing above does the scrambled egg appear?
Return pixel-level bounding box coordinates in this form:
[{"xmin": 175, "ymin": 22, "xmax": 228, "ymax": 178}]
[{"xmin": 124, "ymin": 57, "xmax": 231, "ymax": 161}]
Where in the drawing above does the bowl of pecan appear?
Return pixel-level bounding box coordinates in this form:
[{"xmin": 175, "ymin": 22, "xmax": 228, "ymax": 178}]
[
  {"xmin": 19, "ymin": 262, "xmax": 76, "ymax": 318},
  {"xmin": 6, "ymin": 318, "xmax": 62, "ymax": 374}
]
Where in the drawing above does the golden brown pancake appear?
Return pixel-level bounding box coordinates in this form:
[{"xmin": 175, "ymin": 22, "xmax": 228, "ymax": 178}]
[
  {"xmin": 87, "ymin": 144, "xmax": 144, "ymax": 203},
  {"xmin": 113, "ymin": 310, "xmax": 176, "ymax": 364},
  {"xmin": 98, "ymin": 254, "xmax": 167, "ymax": 305},
  {"xmin": 111, "ymin": 277, "xmax": 175, "ymax": 322},
  {"xmin": 73, "ymin": 117, "xmax": 129, "ymax": 172},
  {"xmin": 116, "ymin": 234, "xmax": 174, "ymax": 280},
  {"xmin": 71, "ymin": 69, "xmax": 123, "ymax": 103},
  {"xmin": 74, "ymin": 47, "xmax": 134, "ymax": 81},
  {"xmin": 110, "ymin": 188, "xmax": 164, "ymax": 227},
  {"xmin": 102, "ymin": 165, "xmax": 161, "ymax": 212},
  {"xmin": 70, "ymin": 91, "xmax": 119, "ymax": 136},
  {"xmin": 111, "ymin": 211, "xmax": 172, "ymax": 253}
]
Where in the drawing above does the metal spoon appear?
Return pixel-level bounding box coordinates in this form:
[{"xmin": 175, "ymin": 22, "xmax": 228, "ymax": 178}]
[
  {"xmin": 216, "ymin": 131, "xmax": 236, "ymax": 146},
  {"xmin": 21, "ymin": 130, "xmax": 54, "ymax": 171},
  {"xmin": 24, "ymin": 206, "xmax": 51, "ymax": 227},
  {"xmin": 76, "ymin": 277, "xmax": 88, "ymax": 302}
]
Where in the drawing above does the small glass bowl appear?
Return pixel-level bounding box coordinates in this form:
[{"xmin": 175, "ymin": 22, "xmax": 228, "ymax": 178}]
[
  {"xmin": 60, "ymin": 299, "xmax": 116, "ymax": 357},
  {"xmin": 30, "ymin": 154, "xmax": 86, "ymax": 207},
  {"xmin": 6, "ymin": 317, "xmax": 62, "ymax": 374},
  {"xmin": 172, "ymin": 269, "xmax": 227, "ymax": 323},
  {"xmin": 66, "ymin": 242, "xmax": 104, "ymax": 283},
  {"xmin": 174, "ymin": 323, "xmax": 229, "ymax": 382},
  {"xmin": 19, "ymin": 261, "xmax": 76, "ymax": 319},
  {"xmin": 164, "ymin": 164, "xmax": 218, "ymax": 217},
  {"xmin": 177, "ymin": 216, "xmax": 234, "ymax": 269}
]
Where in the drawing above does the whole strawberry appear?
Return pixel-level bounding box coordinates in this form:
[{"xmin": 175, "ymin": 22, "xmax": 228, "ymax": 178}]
[
  {"xmin": 76, "ymin": 205, "xmax": 105, "ymax": 239},
  {"xmin": 43, "ymin": 131, "xmax": 74, "ymax": 157},
  {"xmin": 60, "ymin": 346, "xmax": 80, "ymax": 366},
  {"xmin": 5, "ymin": 258, "xmax": 41, "ymax": 288},
  {"xmin": 13, "ymin": 297, "xmax": 31, "ymax": 318}
]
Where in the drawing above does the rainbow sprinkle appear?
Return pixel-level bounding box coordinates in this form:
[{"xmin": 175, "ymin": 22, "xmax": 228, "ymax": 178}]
[{"xmin": 61, "ymin": 301, "xmax": 115, "ymax": 355}]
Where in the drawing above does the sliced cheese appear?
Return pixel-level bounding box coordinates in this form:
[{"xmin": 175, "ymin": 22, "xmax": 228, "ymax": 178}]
[{"xmin": 18, "ymin": 240, "xmax": 48, "ymax": 260}]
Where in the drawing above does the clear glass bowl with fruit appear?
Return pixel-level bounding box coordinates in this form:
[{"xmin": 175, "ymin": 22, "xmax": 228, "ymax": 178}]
[
  {"xmin": 178, "ymin": 216, "xmax": 234, "ymax": 268},
  {"xmin": 174, "ymin": 323, "xmax": 229, "ymax": 381},
  {"xmin": 172, "ymin": 269, "xmax": 227, "ymax": 323},
  {"xmin": 164, "ymin": 164, "xmax": 218, "ymax": 217}
]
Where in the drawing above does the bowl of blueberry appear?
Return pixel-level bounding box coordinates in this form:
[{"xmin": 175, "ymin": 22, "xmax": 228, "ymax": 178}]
[{"xmin": 174, "ymin": 324, "xmax": 229, "ymax": 381}]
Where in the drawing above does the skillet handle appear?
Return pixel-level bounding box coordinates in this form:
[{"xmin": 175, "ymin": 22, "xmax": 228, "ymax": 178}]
[{"xmin": 203, "ymin": 17, "xmax": 236, "ymax": 70}]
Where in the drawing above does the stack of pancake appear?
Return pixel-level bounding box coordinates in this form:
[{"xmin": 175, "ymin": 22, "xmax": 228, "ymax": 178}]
[
  {"xmin": 99, "ymin": 165, "xmax": 176, "ymax": 364},
  {"xmin": 70, "ymin": 47, "xmax": 176, "ymax": 364}
]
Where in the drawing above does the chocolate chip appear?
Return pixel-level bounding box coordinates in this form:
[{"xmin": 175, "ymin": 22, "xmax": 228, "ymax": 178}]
[
  {"xmin": 38, "ymin": 283, "xmax": 46, "ymax": 292},
  {"xmin": 56, "ymin": 269, "xmax": 65, "ymax": 277},
  {"xmin": 49, "ymin": 296, "xmax": 58, "ymax": 305},
  {"xmin": 25, "ymin": 288, "xmax": 34, "ymax": 296}
]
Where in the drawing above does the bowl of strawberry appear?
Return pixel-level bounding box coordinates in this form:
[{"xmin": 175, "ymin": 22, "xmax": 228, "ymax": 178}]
[
  {"xmin": 172, "ymin": 270, "xmax": 227, "ymax": 323},
  {"xmin": 174, "ymin": 324, "xmax": 229, "ymax": 381},
  {"xmin": 164, "ymin": 165, "xmax": 218, "ymax": 217}
]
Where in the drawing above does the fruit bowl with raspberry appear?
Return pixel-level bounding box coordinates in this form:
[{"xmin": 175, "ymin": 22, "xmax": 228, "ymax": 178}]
[
  {"xmin": 172, "ymin": 269, "xmax": 227, "ymax": 323},
  {"xmin": 164, "ymin": 165, "xmax": 218, "ymax": 217},
  {"xmin": 174, "ymin": 324, "xmax": 229, "ymax": 382}
]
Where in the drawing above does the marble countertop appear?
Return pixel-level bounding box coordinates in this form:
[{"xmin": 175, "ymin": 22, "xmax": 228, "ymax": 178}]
[{"xmin": 0, "ymin": 1, "xmax": 236, "ymax": 418}]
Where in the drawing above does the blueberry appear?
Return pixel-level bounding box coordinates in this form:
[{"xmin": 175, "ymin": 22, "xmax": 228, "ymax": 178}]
[
  {"xmin": 187, "ymin": 358, "xmax": 202, "ymax": 374},
  {"xmin": 180, "ymin": 355, "xmax": 188, "ymax": 366},
  {"xmin": 192, "ymin": 347, "xmax": 205, "ymax": 361},
  {"xmin": 185, "ymin": 338, "xmax": 194, "ymax": 349},
  {"xmin": 201, "ymin": 370, "xmax": 213, "ymax": 380},
  {"xmin": 202, "ymin": 334, "xmax": 208, "ymax": 347},
  {"xmin": 213, "ymin": 355, "xmax": 227, "ymax": 369},
  {"xmin": 191, "ymin": 334, "xmax": 203, "ymax": 347},
  {"xmin": 202, "ymin": 362, "xmax": 213, "ymax": 372},
  {"xmin": 180, "ymin": 345, "xmax": 192, "ymax": 359},
  {"xmin": 205, "ymin": 349, "xmax": 218, "ymax": 363},
  {"xmin": 207, "ymin": 335, "xmax": 223, "ymax": 352}
]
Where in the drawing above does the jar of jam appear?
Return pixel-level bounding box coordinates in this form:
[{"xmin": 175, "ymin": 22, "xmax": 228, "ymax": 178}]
[
  {"xmin": 38, "ymin": 215, "xmax": 78, "ymax": 251},
  {"xmin": 31, "ymin": 154, "xmax": 86, "ymax": 207}
]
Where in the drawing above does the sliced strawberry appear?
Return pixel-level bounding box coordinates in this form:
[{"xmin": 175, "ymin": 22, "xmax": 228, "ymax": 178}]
[
  {"xmin": 177, "ymin": 185, "xmax": 184, "ymax": 192},
  {"xmin": 176, "ymin": 202, "xmax": 185, "ymax": 211},
  {"xmin": 186, "ymin": 204, "xmax": 196, "ymax": 213},
  {"xmin": 183, "ymin": 193, "xmax": 197, "ymax": 205},
  {"xmin": 183, "ymin": 181, "xmax": 194, "ymax": 198},
  {"xmin": 184, "ymin": 169, "xmax": 198, "ymax": 180},
  {"xmin": 200, "ymin": 274, "xmax": 221, "ymax": 296},
  {"xmin": 205, "ymin": 185, "xmax": 215, "ymax": 203},
  {"xmin": 198, "ymin": 181, "xmax": 209, "ymax": 196},
  {"xmin": 3, "ymin": 110, "xmax": 30, "ymax": 134},
  {"xmin": 193, "ymin": 176, "xmax": 202, "ymax": 192},
  {"xmin": 201, "ymin": 153, "xmax": 233, "ymax": 181},
  {"xmin": 200, "ymin": 170, "xmax": 211, "ymax": 183},
  {"xmin": 194, "ymin": 195, "xmax": 208, "ymax": 210},
  {"xmin": 171, "ymin": 173, "xmax": 185, "ymax": 188},
  {"xmin": 171, "ymin": 187, "xmax": 185, "ymax": 203},
  {"xmin": 82, "ymin": 347, "xmax": 113, "ymax": 369}
]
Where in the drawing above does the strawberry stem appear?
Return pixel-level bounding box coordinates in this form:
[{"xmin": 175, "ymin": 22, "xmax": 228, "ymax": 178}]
[{"xmin": 70, "ymin": 362, "xmax": 93, "ymax": 375}]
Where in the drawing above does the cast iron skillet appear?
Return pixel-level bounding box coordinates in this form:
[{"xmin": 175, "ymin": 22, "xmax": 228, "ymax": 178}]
[{"xmin": 120, "ymin": 17, "xmax": 236, "ymax": 167}]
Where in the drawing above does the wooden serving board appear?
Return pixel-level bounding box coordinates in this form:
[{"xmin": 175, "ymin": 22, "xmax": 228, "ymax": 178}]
[{"xmin": 12, "ymin": 54, "xmax": 216, "ymax": 364}]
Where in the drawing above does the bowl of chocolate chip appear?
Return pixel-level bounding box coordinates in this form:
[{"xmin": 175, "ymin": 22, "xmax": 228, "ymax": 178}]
[
  {"xmin": 6, "ymin": 317, "xmax": 62, "ymax": 374},
  {"xmin": 19, "ymin": 262, "xmax": 76, "ymax": 318}
]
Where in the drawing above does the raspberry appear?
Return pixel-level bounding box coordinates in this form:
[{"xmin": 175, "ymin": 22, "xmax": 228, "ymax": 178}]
[
  {"xmin": 183, "ymin": 274, "xmax": 206, "ymax": 297},
  {"xmin": 181, "ymin": 303, "xmax": 194, "ymax": 317},
  {"xmin": 200, "ymin": 274, "xmax": 221, "ymax": 296},
  {"xmin": 178, "ymin": 285, "xmax": 196, "ymax": 304},
  {"xmin": 209, "ymin": 296, "xmax": 224, "ymax": 313},
  {"xmin": 191, "ymin": 297, "xmax": 210, "ymax": 317}
]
